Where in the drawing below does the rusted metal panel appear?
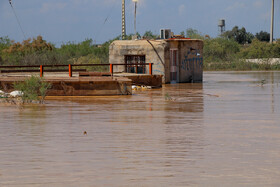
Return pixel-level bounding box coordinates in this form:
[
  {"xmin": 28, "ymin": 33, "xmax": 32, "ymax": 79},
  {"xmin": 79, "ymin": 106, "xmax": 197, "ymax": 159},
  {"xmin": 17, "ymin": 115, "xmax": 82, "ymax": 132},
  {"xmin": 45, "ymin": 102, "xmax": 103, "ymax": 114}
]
[{"xmin": 0, "ymin": 77, "xmax": 132, "ymax": 96}]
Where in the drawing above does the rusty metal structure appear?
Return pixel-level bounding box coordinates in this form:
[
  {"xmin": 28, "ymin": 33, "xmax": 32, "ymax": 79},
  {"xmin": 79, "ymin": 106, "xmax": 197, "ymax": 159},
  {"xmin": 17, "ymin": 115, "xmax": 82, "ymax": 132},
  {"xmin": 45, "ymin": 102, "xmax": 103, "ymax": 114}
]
[{"xmin": 0, "ymin": 63, "xmax": 153, "ymax": 77}]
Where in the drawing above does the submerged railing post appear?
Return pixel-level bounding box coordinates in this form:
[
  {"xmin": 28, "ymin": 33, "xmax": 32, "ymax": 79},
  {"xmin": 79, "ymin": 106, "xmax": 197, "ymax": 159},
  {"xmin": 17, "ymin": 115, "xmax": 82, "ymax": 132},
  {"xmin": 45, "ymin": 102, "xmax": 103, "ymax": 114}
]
[
  {"xmin": 110, "ymin": 64, "xmax": 113, "ymax": 76},
  {"xmin": 149, "ymin": 63, "xmax": 153, "ymax": 75},
  {"xmin": 69, "ymin": 64, "xmax": 72, "ymax": 77},
  {"xmin": 40, "ymin": 65, "xmax": 44, "ymax": 77}
]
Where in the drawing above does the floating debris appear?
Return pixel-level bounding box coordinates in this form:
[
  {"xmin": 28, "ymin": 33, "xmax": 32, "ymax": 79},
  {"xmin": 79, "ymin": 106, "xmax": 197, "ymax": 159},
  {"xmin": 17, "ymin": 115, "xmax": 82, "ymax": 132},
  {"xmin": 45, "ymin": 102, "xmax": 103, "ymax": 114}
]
[
  {"xmin": 164, "ymin": 93, "xmax": 176, "ymax": 101},
  {"xmin": 132, "ymin": 85, "xmax": 152, "ymax": 91},
  {"xmin": 261, "ymin": 79, "xmax": 266, "ymax": 86},
  {"xmin": 205, "ymin": 94, "xmax": 220, "ymax": 97},
  {"xmin": 9, "ymin": 91, "xmax": 23, "ymax": 97}
]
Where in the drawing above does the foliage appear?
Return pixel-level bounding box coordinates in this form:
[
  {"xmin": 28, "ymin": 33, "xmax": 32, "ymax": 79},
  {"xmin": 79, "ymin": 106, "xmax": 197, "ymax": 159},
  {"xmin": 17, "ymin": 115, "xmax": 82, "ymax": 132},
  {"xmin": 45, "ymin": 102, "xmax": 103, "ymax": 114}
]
[
  {"xmin": 4, "ymin": 35, "xmax": 53, "ymax": 54},
  {"xmin": 0, "ymin": 35, "xmax": 118, "ymax": 66},
  {"xmin": 185, "ymin": 28, "xmax": 205, "ymax": 39},
  {"xmin": 143, "ymin": 31, "xmax": 158, "ymax": 39},
  {"xmin": 239, "ymin": 39, "xmax": 279, "ymax": 59},
  {"xmin": 222, "ymin": 26, "xmax": 254, "ymax": 44},
  {"xmin": 204, "ymin": 59, "xmax": 280, "ymax": 71},
  {"xmin": 71, "ymin": 54, "xmax": 109, "ymax": 72},
  {"xmin": 0, "ymin": 36, "xmax": 12, "ymax": 51},
  {"xmin": 13, "ymin": 76, "xmax": 52, "ymax": 103},
  {"xmin": 58, "ymin": 39, "xmax": 94, "ymax": 58},
  {"xmin": 180, "ymin": 31, "xmax": 185, "ymax": 37},
  {"xmin": 124, "ymin": 33, "xmax": 141, "ymax": 40},
  {"xmin": 0, "ymin": 36, "xmax": 12, "ymax": 64},
  {"xmin": 255, "ymin": 31, "xmax": 270, "ymax": 42},
  {"xmin": 204, "ymin": 37, "xmax": 240, "ymax": 62},
  {"xmin": 1, "ymin": 28, "xmax": 280, "ymax": 72}
]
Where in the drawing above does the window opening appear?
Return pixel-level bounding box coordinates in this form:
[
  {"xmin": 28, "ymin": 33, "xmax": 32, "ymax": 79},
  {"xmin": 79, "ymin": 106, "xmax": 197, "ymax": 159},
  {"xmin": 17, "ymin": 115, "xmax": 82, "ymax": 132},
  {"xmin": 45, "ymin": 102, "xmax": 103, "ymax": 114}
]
[{"xmin": 125, "ymin": 55, "xmax": 146, "ymax": 74}]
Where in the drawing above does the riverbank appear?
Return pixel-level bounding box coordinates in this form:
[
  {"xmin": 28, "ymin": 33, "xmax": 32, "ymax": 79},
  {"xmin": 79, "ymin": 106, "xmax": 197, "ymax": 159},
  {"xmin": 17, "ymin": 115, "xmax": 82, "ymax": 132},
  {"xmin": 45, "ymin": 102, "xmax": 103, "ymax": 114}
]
[
  {"xmin": 204, "ymin": 60, "xmax": 280, "ymax": 71},
  {"xmin": 0, "ymin": 97, "xmax": 23, "ymax": 105}
]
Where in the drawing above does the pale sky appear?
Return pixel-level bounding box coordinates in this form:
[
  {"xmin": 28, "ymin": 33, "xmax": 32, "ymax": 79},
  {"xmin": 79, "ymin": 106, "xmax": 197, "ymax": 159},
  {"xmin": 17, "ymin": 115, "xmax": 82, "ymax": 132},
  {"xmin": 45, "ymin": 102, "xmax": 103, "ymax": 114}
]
[{"xmin": 0, "ymin": 0, "xmax": 278, "ymax": 45}]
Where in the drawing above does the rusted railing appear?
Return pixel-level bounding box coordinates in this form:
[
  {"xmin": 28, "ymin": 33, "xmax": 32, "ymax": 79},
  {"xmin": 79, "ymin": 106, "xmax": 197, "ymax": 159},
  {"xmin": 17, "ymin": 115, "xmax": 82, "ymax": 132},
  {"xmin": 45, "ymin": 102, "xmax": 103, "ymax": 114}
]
[{"xmin": 0, "ymin": 63, "xmax": 153, "ymax": 77}]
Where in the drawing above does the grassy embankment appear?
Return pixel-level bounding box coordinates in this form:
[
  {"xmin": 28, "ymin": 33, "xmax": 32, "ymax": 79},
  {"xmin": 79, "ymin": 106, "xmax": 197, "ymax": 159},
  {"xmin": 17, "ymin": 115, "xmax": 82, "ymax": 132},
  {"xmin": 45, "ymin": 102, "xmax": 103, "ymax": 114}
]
[{"xmin": 1, "ymin": 34, "xmax": 280, "ymax": 71}]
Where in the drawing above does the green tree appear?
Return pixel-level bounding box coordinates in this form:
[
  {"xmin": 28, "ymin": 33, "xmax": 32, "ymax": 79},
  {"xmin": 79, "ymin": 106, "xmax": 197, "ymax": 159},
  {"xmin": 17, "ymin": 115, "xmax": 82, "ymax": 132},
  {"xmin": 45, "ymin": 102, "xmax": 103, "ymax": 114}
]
[
  {"xmin": 185, "ymin": 28, "xmax": 205, "ymax": 39},
  {"xmin": 239, "ymin": 38, "xmax": 276, "ymax": 58},
  {"xmin": 143, "ymin": 31, "xmax": 158, "ymax": 39},
  {"xmin": 0, "ymin": 36, "xmax": 12, "ymax": 51},
  {"xmin": 223, "ymin": 26, "xmax": 254, "ymax": 44},
  {"xmin": 0, "ymin": 36, "xmax": 12, "ymax": 64},
  {"xmin": 255, "ymin": 31, "xmax": 270, "ymax": 42},
  {"xmin": 204, "ymin": 37, "xmax": 240, "ymax": 62},
  {"xmin": 180, "ymin": 31, "xmax": 185, "ymax": 37}
]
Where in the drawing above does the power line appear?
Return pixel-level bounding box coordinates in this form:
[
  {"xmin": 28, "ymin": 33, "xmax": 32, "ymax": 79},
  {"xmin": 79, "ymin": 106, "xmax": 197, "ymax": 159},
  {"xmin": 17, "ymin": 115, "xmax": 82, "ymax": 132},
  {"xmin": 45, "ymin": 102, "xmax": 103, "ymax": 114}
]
[
  {"xmin": 8, "ymin": 0, "xmax": 27, "ymax": 39},
  {"xmin": 94, "ymin": 2, "xmax": 117, "ymax": 44}
]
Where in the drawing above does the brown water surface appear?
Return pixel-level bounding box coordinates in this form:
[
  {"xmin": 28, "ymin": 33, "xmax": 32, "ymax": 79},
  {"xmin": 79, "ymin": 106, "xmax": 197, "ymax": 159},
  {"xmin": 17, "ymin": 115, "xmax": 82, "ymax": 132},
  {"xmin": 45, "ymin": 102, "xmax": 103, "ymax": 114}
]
[{"xmin": 0, "ymin": 71, "xmax": 280, "ymax": 186}]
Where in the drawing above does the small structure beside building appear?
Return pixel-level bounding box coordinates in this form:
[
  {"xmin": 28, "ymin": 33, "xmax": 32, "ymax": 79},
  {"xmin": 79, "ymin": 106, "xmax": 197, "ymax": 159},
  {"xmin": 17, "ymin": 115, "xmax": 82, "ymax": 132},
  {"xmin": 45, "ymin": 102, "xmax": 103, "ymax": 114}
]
[{"xmin": 109, "ymin": 36, "xmax": 203, "ymax": 84}]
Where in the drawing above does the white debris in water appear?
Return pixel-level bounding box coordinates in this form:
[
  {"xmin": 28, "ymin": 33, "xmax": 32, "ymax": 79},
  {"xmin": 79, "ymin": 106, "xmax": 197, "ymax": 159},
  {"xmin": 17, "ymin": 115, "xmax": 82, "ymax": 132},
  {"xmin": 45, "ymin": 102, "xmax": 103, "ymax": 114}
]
[{"xmin": 9, "ymin": 91, "xmax": 23, "ymax": 97}]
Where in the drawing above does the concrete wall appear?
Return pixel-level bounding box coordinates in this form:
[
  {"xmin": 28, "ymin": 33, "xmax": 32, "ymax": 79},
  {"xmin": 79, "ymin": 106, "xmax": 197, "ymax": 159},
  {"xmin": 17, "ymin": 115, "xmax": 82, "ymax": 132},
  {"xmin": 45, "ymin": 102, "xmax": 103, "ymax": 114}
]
[
  {"xmin": 246, "ymin": 58, "xmax": 280, "ymax": 64},
  {"xmin": 109, "ymin": 40, "xmax": 168, "ymax": 82},
  {"xmin": 168, "ymin": 40, "xmax": 203, "ymax": 83},
  {"xmin": 109, "ymin": 39, "xmax": 203, "ymax": 84}
]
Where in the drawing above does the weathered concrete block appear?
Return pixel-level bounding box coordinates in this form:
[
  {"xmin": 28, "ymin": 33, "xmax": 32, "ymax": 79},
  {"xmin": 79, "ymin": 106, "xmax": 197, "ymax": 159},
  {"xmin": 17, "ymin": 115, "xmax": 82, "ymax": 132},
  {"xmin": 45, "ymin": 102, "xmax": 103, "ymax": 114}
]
[{"xmin": 109, "ymin": 39, "xmax": 203, "ymax": 84}]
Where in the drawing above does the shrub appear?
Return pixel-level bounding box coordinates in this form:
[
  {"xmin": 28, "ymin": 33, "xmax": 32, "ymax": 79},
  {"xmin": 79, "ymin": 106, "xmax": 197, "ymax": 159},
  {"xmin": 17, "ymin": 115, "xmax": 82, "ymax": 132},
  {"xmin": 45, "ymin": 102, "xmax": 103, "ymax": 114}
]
[
  {"xmin": 239, "ymin": 39, "xmax": 274, "ymax": 59},
  {"xmin": 13, "ymin": 76, "xmax": 52, "ymax": 103},
  {"xmin": 204, "ymin": 37, "xmax": 240, "ymax": 62},
  {"xmin": 71, "ymin": 54, "xmax": 109, "ymax": 72},
  {"xmin": 3, "ymin": 35, "xmax": 53, "ymax": 55}
]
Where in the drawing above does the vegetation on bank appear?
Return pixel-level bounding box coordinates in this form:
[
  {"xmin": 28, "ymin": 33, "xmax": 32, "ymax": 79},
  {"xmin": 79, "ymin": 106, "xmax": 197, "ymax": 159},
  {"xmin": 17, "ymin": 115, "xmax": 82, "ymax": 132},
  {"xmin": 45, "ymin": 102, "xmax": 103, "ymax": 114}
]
[
  {"xmin": 13, "ymin": 76, "xmax": 52, "ymax": 104},
  {"xmin": 1, "ymin": 27, "xmax": 280, "ymax": 71},
  {"xmin": 182, "ymin": 27, "xmax": 280, "ymax": 71}
]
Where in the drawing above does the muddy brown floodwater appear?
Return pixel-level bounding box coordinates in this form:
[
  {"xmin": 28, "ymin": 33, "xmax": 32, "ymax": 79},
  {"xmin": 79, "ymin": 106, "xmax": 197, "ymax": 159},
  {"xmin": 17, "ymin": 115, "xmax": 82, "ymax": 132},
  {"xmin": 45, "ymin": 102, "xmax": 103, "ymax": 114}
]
[{"xmin": 0, "ymin": 71, "xmax": 280, "ymax": 186}]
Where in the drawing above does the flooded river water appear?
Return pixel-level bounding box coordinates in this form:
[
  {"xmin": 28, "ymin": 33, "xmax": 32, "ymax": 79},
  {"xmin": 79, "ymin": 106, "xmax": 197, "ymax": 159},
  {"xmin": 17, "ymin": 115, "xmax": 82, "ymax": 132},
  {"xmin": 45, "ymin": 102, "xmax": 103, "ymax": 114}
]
[{"xmin": 0, "ymin": 71, "xmax": 280, "ymax": 186}]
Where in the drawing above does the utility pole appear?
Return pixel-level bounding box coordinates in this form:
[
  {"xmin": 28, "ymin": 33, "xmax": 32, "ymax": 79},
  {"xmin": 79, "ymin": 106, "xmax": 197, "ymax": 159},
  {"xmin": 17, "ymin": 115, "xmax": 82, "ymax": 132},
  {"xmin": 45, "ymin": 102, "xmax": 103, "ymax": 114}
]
[
  {"xmin": 133, "ymin": 0, "xmax": 138, "ymax": 35},
  {"xmin": 122, "ymin": 0, "xmax": 126, "ymax": 40},
  {"xmin": 270, "ymin": 0, "xmax": 274, "ymax": 43}
]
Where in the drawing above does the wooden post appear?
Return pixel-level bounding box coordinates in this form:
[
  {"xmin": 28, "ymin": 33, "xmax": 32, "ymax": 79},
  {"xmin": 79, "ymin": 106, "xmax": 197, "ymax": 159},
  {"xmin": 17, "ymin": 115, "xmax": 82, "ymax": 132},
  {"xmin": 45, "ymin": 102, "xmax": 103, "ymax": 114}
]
[
  {"xmin": 110, "ymin": 64, "xmax": 113, "ymax": 76},
  {"xmin": 40, "ymin": 65, "xmax": 44, "ymax": 77},
  {"xmin": 149, "ymin": 63, "xmax": 153, "ymax": 75},
  {"xmin": 69, "ymin": 64, "xmax": 72, "ymax": 77}
]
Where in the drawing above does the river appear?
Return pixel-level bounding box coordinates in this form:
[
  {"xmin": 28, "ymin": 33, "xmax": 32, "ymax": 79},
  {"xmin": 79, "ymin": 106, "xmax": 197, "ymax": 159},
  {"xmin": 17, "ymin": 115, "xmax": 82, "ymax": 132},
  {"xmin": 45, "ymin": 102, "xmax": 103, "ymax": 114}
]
[{"xmin": 0, "ymin": 71, "xmax": 279, "ymax": 186}]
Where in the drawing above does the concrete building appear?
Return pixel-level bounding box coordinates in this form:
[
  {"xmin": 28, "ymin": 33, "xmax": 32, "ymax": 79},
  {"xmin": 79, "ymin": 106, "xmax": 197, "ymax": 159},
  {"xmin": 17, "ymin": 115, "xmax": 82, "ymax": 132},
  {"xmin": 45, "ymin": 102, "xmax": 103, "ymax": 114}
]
[{"xmin": 109, "ymin": 38, "xmax": 203, "ymax": 83}]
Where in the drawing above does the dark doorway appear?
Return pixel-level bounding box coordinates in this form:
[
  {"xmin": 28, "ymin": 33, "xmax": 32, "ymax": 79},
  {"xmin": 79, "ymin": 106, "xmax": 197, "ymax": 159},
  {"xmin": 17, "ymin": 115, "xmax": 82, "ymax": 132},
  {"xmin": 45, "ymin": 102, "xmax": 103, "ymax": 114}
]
[{"xmin": 170, "ymin": 49, "xmax": 178, "ymax": 83}]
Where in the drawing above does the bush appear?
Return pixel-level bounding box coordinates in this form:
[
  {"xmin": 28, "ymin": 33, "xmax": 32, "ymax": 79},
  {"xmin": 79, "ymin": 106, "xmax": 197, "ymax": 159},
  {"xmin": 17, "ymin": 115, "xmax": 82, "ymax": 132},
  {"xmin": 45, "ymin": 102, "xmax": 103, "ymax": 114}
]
[
  {"xmin": 0, "ymin": 36, "xmax": 115, "ymax": 66},
  {"xmin": 71, "ymin": 54, "xmax": 109, "ymax": 72},
  {"xmin": 239, "ymin": 39, "xmax": 275, "ymax": 59},
  {"xmin": 13, "ymin": 76, "xmax": 52, "ymax": 103},
  {"xmin": 185, "ymin": 28, "xmax": 204, "ymax": 39},
  {"xmin": 204, "ymin": 37, "xmax": 240, "ymax": 62}
]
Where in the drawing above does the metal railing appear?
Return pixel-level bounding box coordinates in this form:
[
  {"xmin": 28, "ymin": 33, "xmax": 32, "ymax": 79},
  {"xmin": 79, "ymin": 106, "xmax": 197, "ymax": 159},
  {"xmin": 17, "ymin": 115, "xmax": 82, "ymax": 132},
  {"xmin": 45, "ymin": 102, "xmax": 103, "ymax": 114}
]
[{"xmin": 0, "ymin": 63, "xmax": 153, "ymax": 77}]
